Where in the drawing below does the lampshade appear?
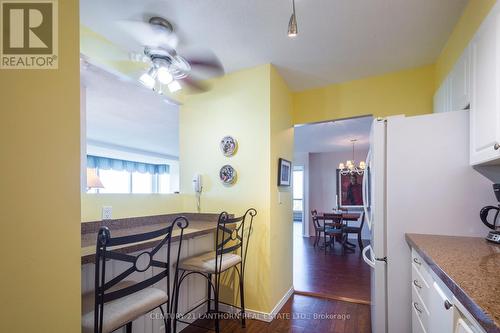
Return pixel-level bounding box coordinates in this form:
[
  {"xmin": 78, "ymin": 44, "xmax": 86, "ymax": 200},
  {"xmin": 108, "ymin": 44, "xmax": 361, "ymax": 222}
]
[
  {"xmin": 87, "ymin": 168, "xmax": 104, "ymax": 190},
  {"xmin": 287, "ymin": 0, "xmax": 298, "ymax": 37},
  {"xmin": 288, "ymin": 13, "xmax": 298, "ymax": 37}
]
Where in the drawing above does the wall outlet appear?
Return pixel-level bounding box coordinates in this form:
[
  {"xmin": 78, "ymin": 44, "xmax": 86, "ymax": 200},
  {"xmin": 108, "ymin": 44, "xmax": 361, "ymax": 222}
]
[{"xmin": 102, "ymin": 206, "xmax": 112, "ymax": 220}]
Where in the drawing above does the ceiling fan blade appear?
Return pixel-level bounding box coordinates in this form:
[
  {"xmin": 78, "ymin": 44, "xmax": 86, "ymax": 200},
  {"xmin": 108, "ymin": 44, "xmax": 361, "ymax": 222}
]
[
  {"xmin": 179, "ymin": 48, "xmax": 225, "ymax": 79},
  {"xmin": 115, "ymin": 19, "xmax": 179, "ymax": 50},
  {"xmin": 187, "ymin": 58, "xmax": 224, "ymax": 76},
  {"xmin": 180, "ymin": 76, "xmax": 211, "ymax": 94}
]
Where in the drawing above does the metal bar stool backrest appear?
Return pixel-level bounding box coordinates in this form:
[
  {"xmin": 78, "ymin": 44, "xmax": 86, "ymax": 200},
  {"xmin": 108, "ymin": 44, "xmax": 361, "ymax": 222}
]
[
  {"xmin": 93, "ymin": 216, "xmax": 189, "ymax": 333},
  {"xmin": 214, "ymin": 208, "xmax": 257, "ymax": 277}
]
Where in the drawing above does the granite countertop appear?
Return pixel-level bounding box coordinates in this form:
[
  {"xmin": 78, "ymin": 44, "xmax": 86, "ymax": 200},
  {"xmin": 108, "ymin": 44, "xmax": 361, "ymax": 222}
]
[
  {"xmin": 406, "ymin": 234, "xmax": 500, "ymax": 333},
  {"xmin": 81, "ymin": 213, "xmax": 220, "ymax": 264}
]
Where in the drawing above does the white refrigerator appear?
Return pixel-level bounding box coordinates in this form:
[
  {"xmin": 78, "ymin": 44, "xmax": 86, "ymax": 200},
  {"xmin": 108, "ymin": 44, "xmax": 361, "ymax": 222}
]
[{"xmin": 361, "ymin": 110, "xmax": 494, "ymax": 333}]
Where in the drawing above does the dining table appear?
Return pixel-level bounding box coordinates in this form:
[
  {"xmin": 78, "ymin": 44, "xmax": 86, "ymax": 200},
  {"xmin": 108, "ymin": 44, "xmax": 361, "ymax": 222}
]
[
  {"xmin": 316, "ymin": 211, "xmax": 362, "ymax": 251},
  {"xmin": 316, "ymin": 212, "xmax": 361, "ymax": 224}
]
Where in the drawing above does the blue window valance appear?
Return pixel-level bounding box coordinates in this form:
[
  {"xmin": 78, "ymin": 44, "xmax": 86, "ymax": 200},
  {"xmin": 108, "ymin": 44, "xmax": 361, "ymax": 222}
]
[{"xmin": 87, "ymin": 155, "xmax": 169, "ymax": 175}]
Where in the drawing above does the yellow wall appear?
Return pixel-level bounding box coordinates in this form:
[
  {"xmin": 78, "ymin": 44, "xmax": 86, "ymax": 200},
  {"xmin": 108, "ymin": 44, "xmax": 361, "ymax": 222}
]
[
  {"xmin": 0, "ymin": 1, "xmax": 81, "ymax": 332},
  {"xmin": 292, "ymin": 64, "xmax": 435, "ymax": 125},
  {"xmin": 269, "ymin": 67, "xmax": 294, "ymax": 307},
  {"xmin": 180, "ymin": 64, "xmax": 293, "ymax": 313},
  {"xmin": 81, "ymin": 194, "xmax": 185, "ymax": 221},
  {"xmin": 180, "ymin": 64, "xmax": 274, "ymax": 311},
  {"xmin": 435, "ymin": 0, "xmax": 496, "ymax": 86}
]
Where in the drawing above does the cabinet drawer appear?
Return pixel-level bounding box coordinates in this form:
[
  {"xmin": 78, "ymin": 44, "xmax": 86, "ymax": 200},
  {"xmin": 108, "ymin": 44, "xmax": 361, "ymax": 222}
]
[
  {"xmin": 412, "ymin": 305, "xmax": 428, "ymax": 333},
  {"xmin": 412, "ymin": 284, "xmax": 430, "ymax": 332},
  {"xmin": 412, "ymin": 263, "xmax": 431, "ymax": 308},
  {"xmin": 411, "ymin": 249, "xmax": 433, "ymax": 286}
]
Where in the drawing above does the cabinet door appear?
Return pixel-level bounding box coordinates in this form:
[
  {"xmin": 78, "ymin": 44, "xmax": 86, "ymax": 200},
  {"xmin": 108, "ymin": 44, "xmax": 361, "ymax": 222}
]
[
  {"xmin": 450, "ymin": 47, "xmax": 471, "ymax": 111},
  {"xmin": 470, "ymin": 5, "xmax": 500, "ymax": 165},
  {"xmin": 455, "ymin": 319, "xmax": 476, "ymax": 333},
  {"xmin": 434, "ymin": 78, "xmax": 451, "ymax": 113},
  {"xmin": 428, "ymin": 282, "xmax": 454, "ymax": 333}
]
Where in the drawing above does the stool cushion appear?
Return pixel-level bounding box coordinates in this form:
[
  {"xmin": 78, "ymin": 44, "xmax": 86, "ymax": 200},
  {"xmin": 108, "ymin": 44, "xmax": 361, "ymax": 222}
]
[
  {"xmin": 179, "ymin": 251, "xmax": 241, "ymax": 274},
  {"xmin": 81, "ymin": 281, "xmax": 167, "ymax": 333}
]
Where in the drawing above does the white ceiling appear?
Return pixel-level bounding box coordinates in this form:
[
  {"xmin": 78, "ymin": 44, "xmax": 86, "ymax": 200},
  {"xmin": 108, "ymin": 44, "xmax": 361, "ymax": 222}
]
[
  {"xmin": 80, "ymin": 0, "xmax": 468, "ymax": 91},
  {"xmin": 294, "ymin": 116, "xmax": 373, "ymax": 153},
  {"xmin": 81, "ymin": 64, "xmax": 179, "ymax": 158}
]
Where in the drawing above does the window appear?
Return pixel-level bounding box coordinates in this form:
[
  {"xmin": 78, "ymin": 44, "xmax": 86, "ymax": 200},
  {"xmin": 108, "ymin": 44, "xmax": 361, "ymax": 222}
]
[
  {"xmin": 293, "ymin": 168, "xmax": 304, "ymax": 212},
  {"xmin": 132, "ymin": 172, "xmax": 153, "ymax": 193},
  {"xmin": 158, "ymin": 173, "xmax": 171, "ymax": 194},
  {"xmin": 99, "ymin": 169, "xmax": 130, "ymax": 194},
  {"xmin": 87, "ymin": 155, "xmax": 172, "ymax": 194}
]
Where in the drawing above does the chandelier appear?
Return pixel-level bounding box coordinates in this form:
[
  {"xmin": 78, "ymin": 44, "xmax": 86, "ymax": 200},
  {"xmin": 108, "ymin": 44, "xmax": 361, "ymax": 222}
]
[{"xmin": 338, "ymin": 139, "xmax": 366, "ymax": 175}]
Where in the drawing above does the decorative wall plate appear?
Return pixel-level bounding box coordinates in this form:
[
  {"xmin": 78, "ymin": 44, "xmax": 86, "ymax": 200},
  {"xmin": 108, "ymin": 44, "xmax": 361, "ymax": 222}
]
[
  {"xmin": 220, "ymin": 136, "xmax": 238, "ymax": 157},
  {"xmin": 219, "ymin": 165, "xmax": 237, "ymax": 185}
]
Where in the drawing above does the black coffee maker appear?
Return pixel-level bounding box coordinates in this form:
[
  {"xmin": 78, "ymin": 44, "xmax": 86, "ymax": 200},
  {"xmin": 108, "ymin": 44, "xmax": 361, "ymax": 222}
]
[{"xmin": 480, "ymin": 184, "xmax": 500, "ymax": 244}]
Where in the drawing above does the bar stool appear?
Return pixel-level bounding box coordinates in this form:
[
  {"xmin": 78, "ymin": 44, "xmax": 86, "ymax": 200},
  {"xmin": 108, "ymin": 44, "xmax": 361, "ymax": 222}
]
[
  {"xmin": 81, "ymin": 216, "xmax": 189, "ymax": 333},
  {"xmin": 172, "ymin": 208, "xmax": 257, "ymax": 333}
]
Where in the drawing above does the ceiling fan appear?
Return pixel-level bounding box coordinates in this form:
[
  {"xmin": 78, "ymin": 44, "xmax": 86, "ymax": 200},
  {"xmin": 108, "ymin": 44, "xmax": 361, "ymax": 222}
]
[{"xmin": 116, "ymin": 16, "xmax": 224, "ymax": 94}]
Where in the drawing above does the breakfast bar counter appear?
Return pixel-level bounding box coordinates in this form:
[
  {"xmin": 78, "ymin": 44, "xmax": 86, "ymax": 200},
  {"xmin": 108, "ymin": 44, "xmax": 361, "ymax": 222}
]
[
  {"xmin": 406, "ymin": 233, "xmax": 500, "ymax": 333},
  {"xmin": 81, "ymin": 213, "xmax": 220, "ymax": 264}
]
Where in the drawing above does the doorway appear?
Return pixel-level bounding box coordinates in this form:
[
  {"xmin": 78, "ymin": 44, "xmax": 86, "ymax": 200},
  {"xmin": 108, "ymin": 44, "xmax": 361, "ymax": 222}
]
[{"xmin": 292, "ymin": 116, "xmax": 372, "ymax": 304}]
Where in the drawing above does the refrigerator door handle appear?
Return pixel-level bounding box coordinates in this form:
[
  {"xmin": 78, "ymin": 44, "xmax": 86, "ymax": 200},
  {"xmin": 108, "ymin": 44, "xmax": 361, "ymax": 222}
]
[
  {"xmin": 362, "ymin": 245, "xmax": 375, "ymax": 268},
  {"xmin": 362, "ymin": 149, "xmax": 371, "ymax": 231}
]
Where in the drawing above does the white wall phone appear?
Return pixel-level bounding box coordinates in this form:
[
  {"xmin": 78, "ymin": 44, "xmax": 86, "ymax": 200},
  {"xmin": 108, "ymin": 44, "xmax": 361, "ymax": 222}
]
[
  {"xmin": 192, "ymin": 174, "xmax": 203, "ymax": 193},
  {"xmin": 192, "ymin": 174, "xmax": 203, "ymax": 212}
]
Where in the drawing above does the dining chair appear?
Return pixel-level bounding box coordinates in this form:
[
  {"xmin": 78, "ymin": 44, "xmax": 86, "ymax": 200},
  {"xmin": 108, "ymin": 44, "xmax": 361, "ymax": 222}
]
[
  {"xmin": 81, "ymin": 217, "xmax": 189, "ymax": 333},
  {"xmin": 343, "ymin": 211, "xmax": 366, "ymax": 250},
  {"xmin": 323, "ymin": 213, "xmax": 344, "ymax": 255},
  {"xmin": 172, "ymin": 208, "xmax": 257, "ymax": 333},
  {"xmin": 311, "ymin": 210, "xmax": 321, "ymax": 247}
]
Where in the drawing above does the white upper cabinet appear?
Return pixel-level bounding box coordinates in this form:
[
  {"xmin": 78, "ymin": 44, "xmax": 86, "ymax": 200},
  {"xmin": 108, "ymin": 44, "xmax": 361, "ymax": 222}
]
[
  {"xmin": 450, "ymin": 47, "xmax": 471, "ymax": 111},
  {"xmin": 434, "ymin": 76, "xmax": 451, "ymax": 113},
  {"xmin": 470, "ymin": 3, "xmax": 500, "ymax": 165},
  {"xmin": 433, "ymin": 47, "xmax": 470, "ymax": 114}
]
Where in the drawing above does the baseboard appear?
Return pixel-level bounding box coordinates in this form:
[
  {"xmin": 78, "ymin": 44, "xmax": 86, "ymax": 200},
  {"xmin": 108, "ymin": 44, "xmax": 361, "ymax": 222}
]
[
  {"xmin": 219, "ymin": 286, "xmax": 294, "ymax": 323},
  {"xmin": 294, "ymin": 290, "xmax": 371, "ymax": 305}
]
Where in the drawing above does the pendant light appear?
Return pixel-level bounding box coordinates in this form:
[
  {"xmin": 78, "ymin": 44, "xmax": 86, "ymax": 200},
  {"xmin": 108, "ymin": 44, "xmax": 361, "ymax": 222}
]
[{"xmin": 288, "ymin": 0, "xmax": 298, "ymax": 37}]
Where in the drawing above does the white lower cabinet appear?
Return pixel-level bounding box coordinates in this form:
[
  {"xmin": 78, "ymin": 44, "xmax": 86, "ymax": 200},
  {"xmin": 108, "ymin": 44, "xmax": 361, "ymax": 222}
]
[
  {"xmin": 428, "ymin": 281, "xmax": 454, "ymax": 333},
  {"xmin": 410, "ymin": 249, "xmax": 486, "ymax": 333},
  {"xmin": 82, "ymin": 232, "xmax": 215, "ymax": 333},
  {"xmin": 455, "ymin": 318, "xmax": 482, "ymax": 333}
]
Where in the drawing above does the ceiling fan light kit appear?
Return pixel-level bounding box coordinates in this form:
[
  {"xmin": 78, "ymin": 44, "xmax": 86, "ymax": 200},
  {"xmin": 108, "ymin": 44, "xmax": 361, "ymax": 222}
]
[
  {"xmin": 119, "ymin": 16, "xmax": 224, "ymax": 95},
  {"xmin": 157, "ymin": 66, "xmax": 174, "ymax": 84},
  {"xmin": 139, "ymin": 67, "xmax": 156, "ymax": 89},
  {"xmin": 288, "ymin": 0, "xmax": 298, "ymax": 37}
]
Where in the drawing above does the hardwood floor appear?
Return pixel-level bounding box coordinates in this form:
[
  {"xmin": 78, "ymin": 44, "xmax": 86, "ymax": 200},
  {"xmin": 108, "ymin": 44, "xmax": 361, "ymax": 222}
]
[
  {"xmin": 293, "ymin": 222, "xmax": 371, "ymax": 304},
  {"xmin": 180, "ymin": 294, "xmax": 371, "ymax": 333},
  {"xmin": 180, "ymin": 223, "xmax": 372, "ymax": 333}
]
